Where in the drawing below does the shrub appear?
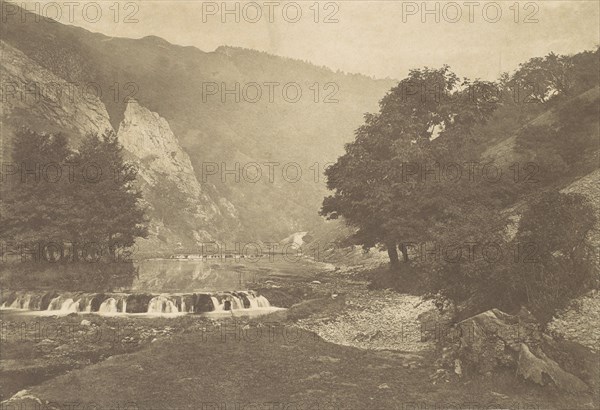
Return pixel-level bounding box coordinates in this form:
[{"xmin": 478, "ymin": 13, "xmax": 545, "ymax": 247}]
[{"xmin": 426, "ymin": 191, "xmax": 597, "ymax": 324}]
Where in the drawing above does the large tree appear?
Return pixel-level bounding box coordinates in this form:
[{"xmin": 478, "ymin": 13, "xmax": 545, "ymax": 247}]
[
  {"xmin": 1, "ymin": 129, "xmax": 148, "ymax": 263},
  {"xmin": 321, "ymin": 66, "xmax": 500, "ymax": 269},
  {"xmin": 73, "ymin": 131, "xmax": 148, "ymax": 260},
  {"xmin": 0, "ymin": 129, "xmax": 75, "ymax": 247}
]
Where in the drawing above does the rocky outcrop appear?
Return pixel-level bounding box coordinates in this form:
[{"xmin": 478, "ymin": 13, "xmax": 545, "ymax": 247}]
[
  {"xmin": 0, "ymin": 40, "xmax": 112, "ymax": 157},
  {"xmin": 0, "ymin": 41, "xmax": 239, "ymax": 253},
  {"xmin": 117, "ymin": 100, "xmax": 207, "ymax": 201},
  {"xmin": 454, "ymin": 308, "xmax": 596, "ymax": 393},
  {"xmin": 116, "ymin": 100, "xmax": 239, "ymax": 252}
]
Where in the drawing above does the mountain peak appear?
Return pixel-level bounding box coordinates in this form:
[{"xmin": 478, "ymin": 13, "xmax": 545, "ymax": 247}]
[{"xmin": 140, "ymin": 35, "xmax": 171, "ymax": 47}]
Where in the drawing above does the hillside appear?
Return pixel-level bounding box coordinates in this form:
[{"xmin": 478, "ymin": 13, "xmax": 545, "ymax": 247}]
[
  {"xmin": 0, "ymin": 2, "xmax": 395, "ymax": 242},
  {"xmin": 0, "ymin": 40, "xmax": 240, "ymax": 253}
]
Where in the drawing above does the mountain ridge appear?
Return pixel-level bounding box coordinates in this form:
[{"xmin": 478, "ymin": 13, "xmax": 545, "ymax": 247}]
[{"xmin": 1, "ymin": 2, "xmax": 396, "ymax": 244}]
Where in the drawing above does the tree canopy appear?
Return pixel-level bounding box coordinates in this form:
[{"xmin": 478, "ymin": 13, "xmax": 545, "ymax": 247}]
[
  {"xmin": 321, "ymin": 66, "xmax": 500, "ymax": 267},
  {"xmin": 1, "ymin": 129, "xmax": 148, "ymax": 263}
]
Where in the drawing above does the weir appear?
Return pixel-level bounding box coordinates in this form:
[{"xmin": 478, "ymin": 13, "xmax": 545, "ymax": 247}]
[{"xmin": 1, "ymin": 290, "xmax": 273, "ymax": 315}]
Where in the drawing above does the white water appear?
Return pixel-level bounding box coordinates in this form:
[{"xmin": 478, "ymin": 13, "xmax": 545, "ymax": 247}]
[
  {"xmin": 22, "ymin": 294, "xmax": 32, "ymax": 309},
  {"xmin": 3, "ymin": 294, "xmax": 33, "ymax": 309},
  {"xmin": 47, "ymin": 296, "xmax": 62, "ymax": 311},
  {"xmin": 231, "ymin": 296, "xmax": 243, "ymax": 310},
  {"xmin": 147, "ymin": 296, "xmax": 179, "ymax": 314},
  {"xmin": 61, "ymin": 298, "xmax": 80, "ymax": 312},
  {"xmin": 211, "ymin": 296, "xmax": 223, "ymax": 311},
  {"xmin": 2, "ymin": 291, "xmax": 277, "ymax": 316},
  {"xmin": 248, "ymin": 297, "xmax": 259, "ymax": 309},
  {"xmin": 99, "ymin": 298, "xmax": 118, "ymax": 313},
  {"xmin": 256, "ymin": 295, "xmax": 271, "ymax": 308}
]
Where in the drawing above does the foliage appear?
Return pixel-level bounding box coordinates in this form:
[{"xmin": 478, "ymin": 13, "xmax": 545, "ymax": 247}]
[
  {"xmin": 513, "ymin": 191, "xmax": 597, "ymax": 323},
  {"xmin": 506, "ymin": 47, "xmax": 599, "ymax": 104},
  {"xmin": 321, "ymin": 66, "xmax": 500, "ymax": 268},
  {"xmin": 323, "ymin": 47, "xmax": 599, "ymax": 324},
  {"xmin": 74, "ymin": 131, "xmax": 149, "ymax": 256},
  {"xmin": 0, "ymin": 130, "xmax": 73, "ymax": 243},
  {"xmin": 1, "ymin": 128, "xmax": 148, "ymax": 266},
  {"xmin": 515, "ymin": 96, "xmax": 599, "ymax": 182},
  {"xmin": 426, "ymin": 192, "xmax": 597, "ymax": 324}
]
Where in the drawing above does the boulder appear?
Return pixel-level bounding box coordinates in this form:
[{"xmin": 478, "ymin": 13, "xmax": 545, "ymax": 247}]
[
  {"xmin": 456, "ymin": 308, "xmax": 595, "ymax": 392},
  {"xmin": 517, "ymin": 343, "xmax": 588, "ymax": 392}
]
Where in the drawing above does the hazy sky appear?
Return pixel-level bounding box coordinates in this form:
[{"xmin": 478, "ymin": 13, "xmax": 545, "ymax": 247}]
[{"xmin": 15, "ymin": 0, "xmax": 600, "ymax": 80}]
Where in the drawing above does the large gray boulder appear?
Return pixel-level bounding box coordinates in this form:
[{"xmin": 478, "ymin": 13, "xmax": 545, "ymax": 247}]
[{"xmin": 456, "ymin": 308, "xmax": 595, "ymax": 392}]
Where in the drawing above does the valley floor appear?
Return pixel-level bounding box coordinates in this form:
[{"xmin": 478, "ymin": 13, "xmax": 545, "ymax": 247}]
[{"xmin": 1, "ymin": 258, "xmax": 598, "ymax": 409}]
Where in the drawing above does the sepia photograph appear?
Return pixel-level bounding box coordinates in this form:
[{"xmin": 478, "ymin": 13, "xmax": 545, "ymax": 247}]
[{"xmin": 0, "ymin": 0, "xmax": 599, "ymax": 408}]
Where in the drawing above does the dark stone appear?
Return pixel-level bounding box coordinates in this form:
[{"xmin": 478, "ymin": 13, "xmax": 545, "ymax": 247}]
[
  {"xmin": 236, "ymin": 292, "xmax": 251, "ymax": 308},
  {"xmin": 125, "ymin": 294, "xmax": 154, "ymax": 313},
  {"xmin": 88, "ymin": 294, "xmax": 107, "ymax": 312},
  {"xmin": 193, "ymin": 294, "xmax": 214, "ymax": 313},
  {"xmin": 39, "ymin": 291, "xmax": 59, "ymax": 310},
  {"xmin": 457, "ymin": 308, "xmax": 594, "ymax": 392}
]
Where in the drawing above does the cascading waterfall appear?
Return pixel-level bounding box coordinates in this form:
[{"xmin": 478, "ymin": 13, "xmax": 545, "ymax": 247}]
[
  {"xmin": 60, "ymin": 298, "xmax": 80, "ymax": 312},
  {"xmin": 12, "ymin": 296, "xmax": 25, "ymax": 309},
  {"xmin": 248, "ymin": 296, "xmax": 259, "ymax": 309},
  {"xmin": 210, "ymin": 296, "xmax": 223, "ymax": 311},
  {"xmin": 231, "ymin": 295, "xmax": 243, "ymax": 310},
  {"xmin": 48, "ymin": 296, "xmax": 63, "ymax": 311},
  {"xmin": 3, "ymin": 293, "xmax": 32, "ymax": 309},
  {"xmin": 21, "ymin": 294, "xmax": 32, "ymax": 309},
  {"xmin": 256, "ymin": 295, "xmax": 271, "ymax": 308},
  {"xmin": 99, "ymin": 298, "xmax": 119, "ymax": 313},
  {"xmin": 1, "ymin": 290, "xmax": 276, "ymax": 315},
  {"xmin": 147, "ymin": 296, "xmax": 179, "ymax": 314}
]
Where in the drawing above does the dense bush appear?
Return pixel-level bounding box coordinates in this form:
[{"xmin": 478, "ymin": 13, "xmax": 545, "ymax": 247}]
[
  {"xmin": 515, "ymin": 97, "xmax": 599, "ymax": 182},
  {"xmin": 425, "ymin": 191, "xmax": 597, "ymax": 324}
]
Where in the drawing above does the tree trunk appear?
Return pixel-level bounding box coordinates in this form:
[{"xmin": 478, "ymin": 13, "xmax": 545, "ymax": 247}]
[
  {"xmin": 387, "ymin": 242, "xmax": 399, "ymax": 269},
  {"xmin": 400, "ymin": 243, "xmax": 409, "ymax": 263}
]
